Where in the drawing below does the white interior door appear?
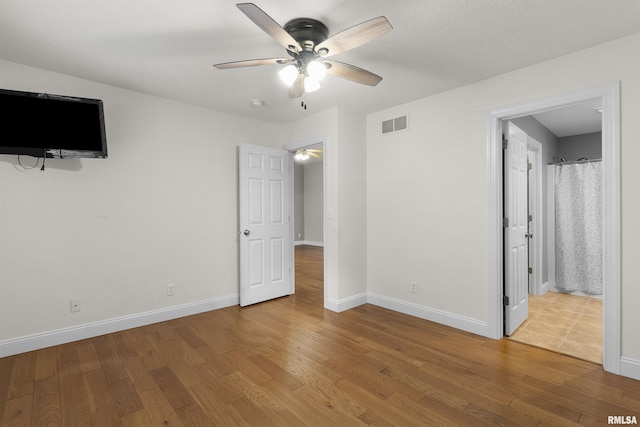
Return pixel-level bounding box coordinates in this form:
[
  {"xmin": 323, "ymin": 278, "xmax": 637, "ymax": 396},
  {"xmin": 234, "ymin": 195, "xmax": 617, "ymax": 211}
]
[
  {"xmin": 504, "ymin": 122, "xmax": 529, "ymax": 335},
  {"xmin": 238, "ymin": 143, "xmax": 292, "ymax": 307}
]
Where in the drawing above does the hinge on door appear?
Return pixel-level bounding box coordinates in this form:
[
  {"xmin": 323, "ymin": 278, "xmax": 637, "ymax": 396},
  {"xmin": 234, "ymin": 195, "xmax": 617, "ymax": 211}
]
[
  {"xmin": 528, "ymin": 162, "xmax": 532, "ymax": 170},
  {"xmin": 502, "ymin": 136, "xmax": 508, "ymax": 150},
  {"xmin": 503, "ymin": 218, "xmax": 509, "ymax": 228},
  {"xmin": 528, "ymin": 267, "xmax": 533, "ymax": 274},
  {"xmin": 528, "ymin": 214, "xmax": 533, "ymax": 222},
  {"xmin": 503, "ymin": 296, "xmax": 510, "ymax": 306}
]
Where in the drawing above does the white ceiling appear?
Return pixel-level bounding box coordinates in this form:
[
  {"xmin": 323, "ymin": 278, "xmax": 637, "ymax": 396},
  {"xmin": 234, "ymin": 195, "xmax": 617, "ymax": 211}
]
[
  {"xmin": 532, "ymin": 100, "xmax": 603, "ymax": 138},
  {"xmin": 1, "ymin": 1, "xmax": 639, "ymax": 126}
]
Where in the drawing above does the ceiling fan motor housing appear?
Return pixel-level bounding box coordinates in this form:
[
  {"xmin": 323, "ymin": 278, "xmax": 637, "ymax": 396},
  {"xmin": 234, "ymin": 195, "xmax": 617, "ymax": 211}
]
[{"xmin": 284, "ymin": 18, "xmax": 329, "ymax": 51}]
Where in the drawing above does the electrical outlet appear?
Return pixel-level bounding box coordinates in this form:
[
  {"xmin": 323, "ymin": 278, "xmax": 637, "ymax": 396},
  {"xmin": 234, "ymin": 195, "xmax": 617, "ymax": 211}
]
[
  {"xmin": 70, "ymin": 299, "xmax": 81, "ymax": 313},
  {"xmin": 411, "ymin": 281, "xmax": 417, "ymax": 293},
  {"xmin": 167, "ymin": 284, "xmax": 175, "ymax": 296}
]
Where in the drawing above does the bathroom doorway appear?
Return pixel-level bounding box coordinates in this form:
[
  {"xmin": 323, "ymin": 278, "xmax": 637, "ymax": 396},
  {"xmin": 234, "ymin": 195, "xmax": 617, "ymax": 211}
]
[{"xmin": 505, "ymin": 101, "xmax": 604, "ymax": 363}]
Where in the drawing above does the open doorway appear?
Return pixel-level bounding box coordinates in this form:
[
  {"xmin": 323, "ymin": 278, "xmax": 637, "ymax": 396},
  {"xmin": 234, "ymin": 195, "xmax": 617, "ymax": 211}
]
[
  {"xmin": 504, "ymin": 100, "xmax": 604, "ymax": 363},
  {"xmin": 488, "ymin": 82, "xmax": 621, "ymax": 375},
  {"xmin": 292, "ymin": 143, "xmax": 325, "ymax": 305}
]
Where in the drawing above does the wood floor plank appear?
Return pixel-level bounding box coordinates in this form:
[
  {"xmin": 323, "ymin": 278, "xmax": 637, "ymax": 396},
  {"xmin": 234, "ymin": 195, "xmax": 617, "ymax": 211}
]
[
  {"xmin": 32, "ymin": 376, "xmax": 61, "ymax": 427},
  {"xmin": 260, "ymin": 378, "xmax": 337, "ymax": 427},
  {"xmin": 2, "ymin": 245, "xmax": 640, "ymax": 426},
  {"xmin": 247, "ymin": 354, "xmax": 305, "ymax": 391},
  {"xmin": 33, "ymin": 347, "xmax": 57, "ymax": 382},
  {"xmin": 92, "ymin": 335, "xmax": 129, "ymax": 385},
  {"xmin": 120, "ymin": 408, "xmax": 154, "ymax": 427},
  {"xmin": 222, "ymin": 371, "xmax": 283, "ymax": 419},
  {"xmin": 0, "ymin": 357, "xmax": 15, "ymax": 420},
  {"xmin": 222, "ymin": 350, "xmax": 272, "ymax": 385},
  {"xmin": 2, "ymin": 394, "xmax": 33, "ymax": 427},
  {"xmin": 82, "ymin": 368, "xmax": 121, "ymax": 427},
  {"xmin": 174, "ymin": 402, "xmax": 215, "ymax": 426},
  {"xmin": 335, "ymin": 378, "xmax": 427, "ymax": 427},
  {"xmin": 291, "ymin": 384, "xmax": 368, "ymax": 426},
  {"xmin": 6, "ymin": 351, "xmax": 35, "ymax": 400},
  {"xmin": 76, "ymin": 342, "xmax": 101, "ymax": 374},
  {"xmin": 189, "ymin": 380, "xmax": 246, "ymax": 425},
  {"xmin": 523, "ymin": 374, "xmax": 634, "ymax": 420},
  {"xmin": 58, "ymin": 353, "xmax": 92, "ymax": 426},
  {"xmin": 149, "ymin": 366, "xmax": 195, "ymax": 411},
  {"xmin": 109, "ymin": 378, "xmax": 144, "ymax": 418},
  {"xmin": 230, "ymin": 397, "xmax": 281, "ymax": 427},
  {"xmin": 121, "ymin": 356, "xmax": 184, "ymax": 426}
]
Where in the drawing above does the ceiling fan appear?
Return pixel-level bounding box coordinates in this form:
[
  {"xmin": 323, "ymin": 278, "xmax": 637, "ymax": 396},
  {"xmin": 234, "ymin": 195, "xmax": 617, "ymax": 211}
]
[
  {"xmin": 294, "ymin": 148, "xmax": 322, "ymax": 161},
  {"xmin": 213, "ymin": 3, "xmax": 393, "ymax": 98}
]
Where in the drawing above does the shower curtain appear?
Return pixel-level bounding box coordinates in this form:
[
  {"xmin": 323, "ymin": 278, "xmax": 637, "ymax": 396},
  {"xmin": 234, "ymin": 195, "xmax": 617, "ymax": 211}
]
[{"xmin": 555, "ymin": 162, "xmax": 602, "ymax": 295}]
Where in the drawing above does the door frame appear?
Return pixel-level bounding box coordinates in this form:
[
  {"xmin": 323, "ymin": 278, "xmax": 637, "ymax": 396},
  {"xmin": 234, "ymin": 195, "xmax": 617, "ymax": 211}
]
[
  {"xmin": 527, "ymin": 137, "xmax": 544, "ymax": 296},
  {"xmin": 487, "ymin": 82, "xmax": 620, "ymax": 374},
  {"xmin": 284, "ymin": 139, "xmax": 328, "ymax": 308}
]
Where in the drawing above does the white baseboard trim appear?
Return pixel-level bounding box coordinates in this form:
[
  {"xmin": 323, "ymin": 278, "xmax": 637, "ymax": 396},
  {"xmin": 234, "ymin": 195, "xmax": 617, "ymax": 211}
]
[
  {"xmin": 621, "ymin": 357, "xmax": 640, "ymax": 381},
  {"xmin": 325, "ymin": 293, "xmax": 367, "ymax": 312},
  {"xmin": 367, "ymin": 293, "xmax": 490, "ymax": 337},
  {"xmin": 295, "ymin": 240, "xmax": 324, "ymax": 247},
  {"xmin": 539, "ymin": 281, "xmax": 550, "ymax": 295},
  {"xmin": 0, "ymin": 294, "xmax": 239, "ymax": 358}
]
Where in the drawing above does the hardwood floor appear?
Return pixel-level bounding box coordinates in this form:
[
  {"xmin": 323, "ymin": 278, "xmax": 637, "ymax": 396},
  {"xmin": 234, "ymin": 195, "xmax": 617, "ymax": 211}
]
[{"xmin": 2, "ymin": 245, "xmax": 639, "ymax": 426}]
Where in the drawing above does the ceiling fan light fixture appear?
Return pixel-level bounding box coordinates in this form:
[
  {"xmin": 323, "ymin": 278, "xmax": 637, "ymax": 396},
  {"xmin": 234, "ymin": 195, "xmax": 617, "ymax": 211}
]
[
  {"xmin": 306, "ymin": 60, "xmax": 326, "ymax": 81},
  {"xmin": 279, "ymin": 64, "xmax": 298, "ymax": 86},
  {"xmin": 304, "ymin": 76, "xmax": 321, "ymax": 92},
  {"xmin": 294, "ymin": 149, "xmax": 310, "ymax": 161}
]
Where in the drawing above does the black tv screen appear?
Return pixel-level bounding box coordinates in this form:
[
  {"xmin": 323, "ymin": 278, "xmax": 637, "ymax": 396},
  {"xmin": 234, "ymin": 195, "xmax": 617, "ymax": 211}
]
[{"xmin": 0, "ymin": 88, "xmax": 107, "ymax": 158}]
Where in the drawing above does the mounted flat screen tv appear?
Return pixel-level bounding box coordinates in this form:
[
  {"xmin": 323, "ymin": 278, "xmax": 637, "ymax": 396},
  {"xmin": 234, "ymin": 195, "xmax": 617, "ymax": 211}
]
[{"xmin": 0, "ymin": 88, "xmax": 107, "ymax": 158}]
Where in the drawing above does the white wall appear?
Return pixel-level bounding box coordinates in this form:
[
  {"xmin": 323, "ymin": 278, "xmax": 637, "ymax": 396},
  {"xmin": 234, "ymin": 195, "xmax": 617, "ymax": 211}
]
[
  {"xmin": 303, "ymin": 161, "xmax": 324, "ymax": 244},
  {"xmin": 0, "ymin": 60, "xmax": 283, "ymax": 353},
  {"xmin": 366, "ymin": 33, "xmax": 640, "ymax": 367},
  {"xmin": 294, "ymin": 162, "xmax": 305, "ymax": 241}
]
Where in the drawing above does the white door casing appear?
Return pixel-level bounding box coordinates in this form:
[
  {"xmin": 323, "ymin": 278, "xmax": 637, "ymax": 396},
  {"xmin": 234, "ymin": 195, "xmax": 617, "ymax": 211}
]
[
  {"xmin": 239, "ymin": 143, "xmax": 292, "ymax": 307},
  {"xmin": 527, "ymin": 138, "xmax": 544, "ymax": 296},
  {"xmin": 487, "ymin": 82, "xmax": 620, "ymax": 375},
  {"xmin": 504, "ymin": 122, "xmax": 529, "ymax": 335}
]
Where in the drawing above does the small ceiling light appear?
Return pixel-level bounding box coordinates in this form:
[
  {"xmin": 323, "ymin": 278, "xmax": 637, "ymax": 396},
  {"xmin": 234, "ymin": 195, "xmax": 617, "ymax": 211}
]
[
  {"xmin": 306, "ymin": 60, "xmax": 326, "ymax": 81},
  {"xmin": 294, "ymin": 149, "xmax": 310, "ymax": 161},
  {"xmin": 304, "ymin": 77, "xmax": 321, "ymax": 93},
  {"xmin": 279, "ymin": 64, "xmax": 298, "ymax": 86},
  {"xmin": 595, "ymin": 107, "xmax": 603, "ymax": 114},
  {"xmin": 250, "ymin": 99, "xmax": 265, "ymax": 108}
]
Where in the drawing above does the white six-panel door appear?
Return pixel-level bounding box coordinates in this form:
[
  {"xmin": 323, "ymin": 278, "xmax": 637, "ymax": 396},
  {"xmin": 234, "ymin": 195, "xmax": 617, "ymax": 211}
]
[
  {"xmin": 238, "ymin": 144, "xmax": 292, "ymax": 307},
  {"xmin": 504, "ymin": 122, "xmax": 529, "ymax": 335}
]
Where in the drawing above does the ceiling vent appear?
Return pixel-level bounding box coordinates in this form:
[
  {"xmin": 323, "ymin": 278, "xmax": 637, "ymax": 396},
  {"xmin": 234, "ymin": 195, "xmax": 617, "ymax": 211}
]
[{"xmin": 382, "ymin": 114, "xmax": 408, "ymax": 134}]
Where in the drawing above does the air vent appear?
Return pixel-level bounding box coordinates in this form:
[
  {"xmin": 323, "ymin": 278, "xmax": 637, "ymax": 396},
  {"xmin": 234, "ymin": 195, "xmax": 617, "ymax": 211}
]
[
  {"xmin": 381, "ymin": 114, "xmax": 408, "ymax": 134},
  {"xmin": 382, "ymin": 119, "xmax": 394, "ymax": 134}
]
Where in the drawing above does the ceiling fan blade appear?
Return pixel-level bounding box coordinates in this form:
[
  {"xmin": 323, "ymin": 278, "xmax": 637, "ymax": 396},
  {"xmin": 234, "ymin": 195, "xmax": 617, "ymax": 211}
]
[
  {"xmin": 323, "ymin": 60, "xmax": 382, "ymax": 86},
  {"xmin": 316, "ymin": 16, "xmax": 392, "ymax": 57},
  {"xmin": 213, "ymin": 57, "xmax": 291, "ymax": 69},
  {"xmin": 289, "ymin": 73, "xmax": 304, "ymax": 98},
  {"xmin": 237, "ymin": 3, "xmax": 301, "ymax": 53},
  {"xmin": 307, "ymin": 152, "xmax": 322, "ymax": 159}
]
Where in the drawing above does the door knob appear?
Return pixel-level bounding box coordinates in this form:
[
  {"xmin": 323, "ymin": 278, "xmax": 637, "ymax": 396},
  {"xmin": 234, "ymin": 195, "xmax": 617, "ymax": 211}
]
[
  {"xmin": 243, "ymin": 229, "xmax": 250, "ymax": 236},
  {"xmin": 525, "ymin": 233, "xmax": 533, "ymax": 239}
]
